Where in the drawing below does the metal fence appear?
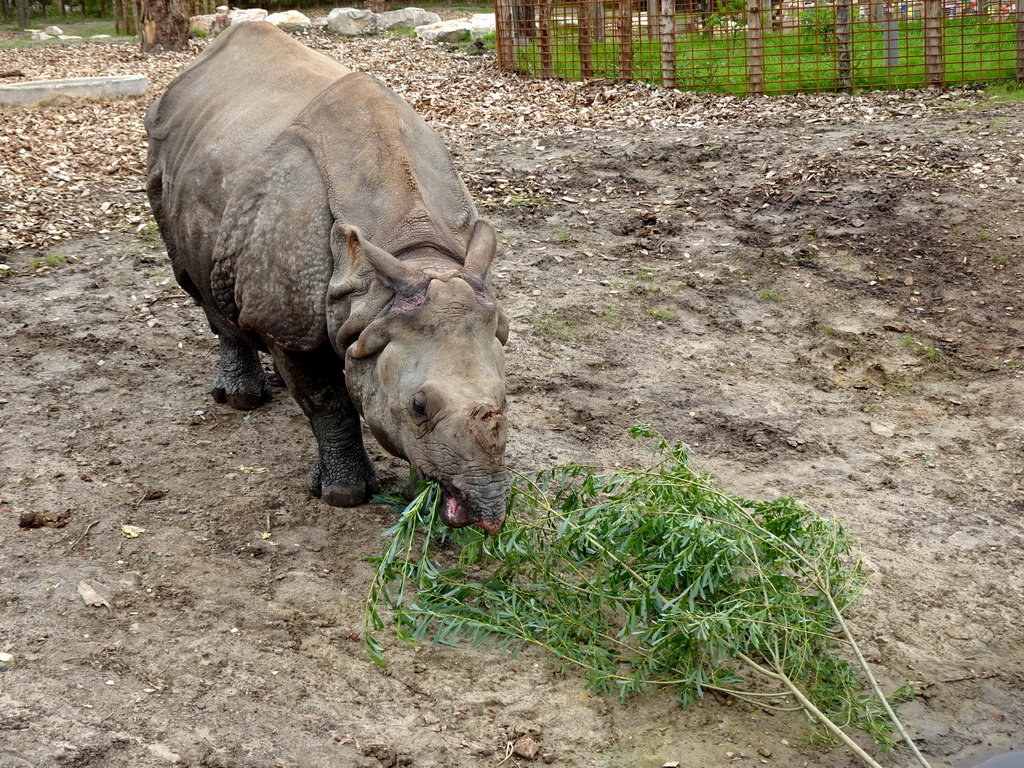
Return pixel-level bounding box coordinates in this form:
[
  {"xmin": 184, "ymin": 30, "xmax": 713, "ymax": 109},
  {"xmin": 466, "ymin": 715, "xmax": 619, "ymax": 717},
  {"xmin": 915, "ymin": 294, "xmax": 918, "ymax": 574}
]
[{"xmin": 494, "ymin": 0, "xmax": 1024, "ymax": 93}]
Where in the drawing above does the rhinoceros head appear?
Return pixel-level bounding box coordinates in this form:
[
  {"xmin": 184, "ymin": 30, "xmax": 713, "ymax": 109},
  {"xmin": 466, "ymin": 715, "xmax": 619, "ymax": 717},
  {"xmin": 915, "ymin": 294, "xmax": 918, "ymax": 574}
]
[{"xmin": 328, "ymin": 220, "xmax": 511, "ymax": 534}]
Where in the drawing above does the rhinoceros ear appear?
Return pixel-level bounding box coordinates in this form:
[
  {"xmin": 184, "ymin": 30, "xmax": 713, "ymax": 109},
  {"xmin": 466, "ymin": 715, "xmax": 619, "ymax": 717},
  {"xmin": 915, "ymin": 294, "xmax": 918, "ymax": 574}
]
[
  {"xmin": 329, "ymin": 224, "xmax": 424, "ymax": 360},
  {"xmin": 346, "ymin": 225, "xmax": 429, "ymax": 300}
]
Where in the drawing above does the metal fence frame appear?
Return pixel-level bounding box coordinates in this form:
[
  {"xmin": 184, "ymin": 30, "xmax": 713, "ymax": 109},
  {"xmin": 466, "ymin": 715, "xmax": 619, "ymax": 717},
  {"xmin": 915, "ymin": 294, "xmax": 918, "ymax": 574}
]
[{"xmin": 494, "ymin": 0, "xmax": 1024, "ymax": 94}]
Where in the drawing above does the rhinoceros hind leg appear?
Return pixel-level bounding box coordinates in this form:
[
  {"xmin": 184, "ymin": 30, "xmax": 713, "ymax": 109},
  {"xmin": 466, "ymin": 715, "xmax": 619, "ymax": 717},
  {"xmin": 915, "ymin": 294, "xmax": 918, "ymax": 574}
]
[{"xmin": 211, "ymin": 336, "xmax": 271, "ymax": 410}]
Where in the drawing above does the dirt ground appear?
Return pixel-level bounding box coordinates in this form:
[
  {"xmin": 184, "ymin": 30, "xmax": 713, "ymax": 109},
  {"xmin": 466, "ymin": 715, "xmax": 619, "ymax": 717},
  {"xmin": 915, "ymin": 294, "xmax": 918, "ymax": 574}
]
[{"xmin": 2, "ymin": 27, "xmax": 1024, "ymax": 768}]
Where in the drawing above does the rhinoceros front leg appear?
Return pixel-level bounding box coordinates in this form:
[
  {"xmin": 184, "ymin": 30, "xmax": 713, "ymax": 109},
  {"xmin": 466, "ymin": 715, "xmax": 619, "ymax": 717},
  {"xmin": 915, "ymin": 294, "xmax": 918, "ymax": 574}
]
[
  {"xmin": 268, "ymin": 345, "xmax": 378, "ymax": 507},
  {"xmin": 210, "ymin": 335, "xmax": 271, "ymax": 411}
]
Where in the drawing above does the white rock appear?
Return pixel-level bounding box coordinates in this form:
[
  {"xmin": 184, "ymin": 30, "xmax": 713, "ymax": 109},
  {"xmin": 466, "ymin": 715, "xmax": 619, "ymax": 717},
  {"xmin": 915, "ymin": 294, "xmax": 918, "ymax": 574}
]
[
  {"xmin": 415, "ymin": 19, "xmax": 471, "ymax": 42},
  {"xmin": 265, "ymin": 10, "xmax": 311, "ymax": 26},
  {"xmin": 376, "ymin": 7, "xmax": 440, "ymax": 30},
  {"xmin": 44, "ymin": 25, "xmax": 64, "ymax": 35},
  {"xmin": 57, "ymin": 35, "xmax": 83, "ymax": 41},
  {"xmin": 89, "ymin": 34, "xmax": 112, "ymax": 39},
  {"xmin": 470, "ymin": 13, "xmax": 496, "ymax": 40},
  {"xmin": 327, "ymin": 7, "xmax": 375, "ymax": 35},
  {"xmin": 189, "ymin": 11, "xmax": 229, "ymax": 36},
  {"xmin": 869, "ymin": 422, "xmax": 895, "ymax": 438},
  {"xmin": 228, "ymin": 8, "xmax": 267, "ymax": 24},
  {"xmin": 26, "ymin": 29, "xmax": 52, "ymax": 41}
]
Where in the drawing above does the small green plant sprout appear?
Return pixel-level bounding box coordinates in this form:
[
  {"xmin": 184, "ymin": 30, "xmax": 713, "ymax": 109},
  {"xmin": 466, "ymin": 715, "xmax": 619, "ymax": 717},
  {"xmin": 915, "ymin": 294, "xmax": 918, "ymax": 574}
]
[
  {"xmin": 45, "ymin": 252, "xmax": 67, "ymax": 267},
  {"xmin": 535, "ymin": 311, "xmax": 577, "ymax": 342},
  {"xmin": 985, "ymin": 82, "xmax": 1024, "ymax": 102},
  {"xmin": 0, "ymin": 264, "xmax": 11, "ymax": 279},
  {"xmin": 901, "ymin": 334, "xmax": 940, "ymax": 364},
  {"xmin": 977, "ymin": 229, "xmax": 989, "ymax": 242},
  {"xmin": 760, "ymin": 288, "xmax": 782, "ymax": 302},
  {"xmin": 600, "ymin": 309, "xmax": 623, "ymax": 328},
  {"xmin": 646, "ymin": 305, "xmax": 677, "ymax": 322},
  {"xmin": 365, "ymin": 427, "xmax": 932, "ymax": 768}
]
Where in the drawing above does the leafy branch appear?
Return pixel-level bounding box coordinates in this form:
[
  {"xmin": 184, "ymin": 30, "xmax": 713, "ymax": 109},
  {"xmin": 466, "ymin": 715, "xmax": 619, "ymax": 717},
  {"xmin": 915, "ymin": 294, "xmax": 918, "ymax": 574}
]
[{"xmin": 365, "ymin": 425, "xmax": 931, "ymax": 768}]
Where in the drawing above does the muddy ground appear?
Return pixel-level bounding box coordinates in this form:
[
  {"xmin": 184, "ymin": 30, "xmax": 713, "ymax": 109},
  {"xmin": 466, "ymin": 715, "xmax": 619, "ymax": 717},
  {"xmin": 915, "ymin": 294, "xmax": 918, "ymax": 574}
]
[{"xmin": 2, "ymin": 30, "xmax": 1024, "ymax": 768}]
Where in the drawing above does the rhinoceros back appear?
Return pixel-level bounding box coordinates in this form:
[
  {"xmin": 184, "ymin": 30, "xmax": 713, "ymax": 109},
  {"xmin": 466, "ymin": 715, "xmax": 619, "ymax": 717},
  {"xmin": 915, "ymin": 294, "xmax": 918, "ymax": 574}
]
[
  {"xmin": 145, "ymin": 22, "xmax": 351, "ymax": 318},
  {"xmin": 146, "ymin": 21, "xmax": 479, "ymax": 353}
]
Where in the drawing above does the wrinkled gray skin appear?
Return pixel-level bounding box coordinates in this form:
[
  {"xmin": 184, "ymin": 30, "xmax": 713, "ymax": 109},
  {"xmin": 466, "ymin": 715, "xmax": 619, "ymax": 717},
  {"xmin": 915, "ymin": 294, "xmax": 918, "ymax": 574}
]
[{"xmin": 144, "ymin": 22, "xmax": 510, "ymax": 533}]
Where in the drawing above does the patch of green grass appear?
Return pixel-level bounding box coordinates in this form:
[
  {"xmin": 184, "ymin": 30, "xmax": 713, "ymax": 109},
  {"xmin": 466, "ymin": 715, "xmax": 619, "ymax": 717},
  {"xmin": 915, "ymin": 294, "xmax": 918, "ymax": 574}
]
[
  {"xmin": 600, "ymin": 309, "xmax": 623, "ymax": 328},
  {"xmin": 760, "ymin": 288, "xmax": 782, "ymax": 302},
  {"xmin": 136, "ymin": 218, "xmax": 163, "ymax": 244},
  {"xmin": 812, "ymin": 320, "xmax": 837, "ymax": 336},
  {"xmin": 512, "ymin": 16, "xmax": 1022, "ymax": 94},
  {"xmin": 535, "ymin": 311, "xmax": 578, "ymax": 341},
  {"xmin": 985, "ymin": 82, "xmax": 1024, "ymax": 101},
  {"xmin": 902, "ymin": 334, "xmax": 940, "ymax": 364},
  {"xmin": 646, "ymin": 305, "xmax": 677, "ymax": 322},
  {"xmin": 886, "ymin": 377, "xmax": 917, "ymax": 395},
  {"xmin": 386, "ymin": 25, "xmax": 417, "ymax": 38}
]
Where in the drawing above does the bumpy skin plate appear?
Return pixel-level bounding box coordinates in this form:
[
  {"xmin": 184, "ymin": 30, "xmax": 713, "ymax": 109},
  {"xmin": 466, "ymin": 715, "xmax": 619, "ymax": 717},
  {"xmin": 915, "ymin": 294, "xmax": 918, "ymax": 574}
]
[{"xmin": 145, "ymin": 22, "xmax": 511, "ymax": 531}]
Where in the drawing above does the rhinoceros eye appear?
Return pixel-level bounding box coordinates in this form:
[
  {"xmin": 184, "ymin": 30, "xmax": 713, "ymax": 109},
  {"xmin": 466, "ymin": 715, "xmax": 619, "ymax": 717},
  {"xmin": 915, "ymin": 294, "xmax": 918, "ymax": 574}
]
[{"xmin": 411, "ymin": 392, "xmax": 429, "ymax": 422}]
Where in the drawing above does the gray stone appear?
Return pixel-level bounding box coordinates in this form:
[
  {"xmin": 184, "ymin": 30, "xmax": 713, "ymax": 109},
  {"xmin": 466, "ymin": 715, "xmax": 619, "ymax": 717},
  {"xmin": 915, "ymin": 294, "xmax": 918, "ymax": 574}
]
[
  {"xmin": 415, "ymin": 19, "xmax": 471, "ymax": 42},
  {"xmin": 0, "ymin": 74, "xmax": 149, "ymax": 107},
  {"xmin": 470, "ymin": 13, "xmax": 496, "ymax": 40},
  {"xmin": 327, "ymin": 7, "xmax": 375, "ymax": 35},
  {"xmin": 44, "ymin": 25, "xmax": 64, "ymax": 35},
  {"xmin": 376, "ymin": 7, "xmax": 440, "ymax": 30}
]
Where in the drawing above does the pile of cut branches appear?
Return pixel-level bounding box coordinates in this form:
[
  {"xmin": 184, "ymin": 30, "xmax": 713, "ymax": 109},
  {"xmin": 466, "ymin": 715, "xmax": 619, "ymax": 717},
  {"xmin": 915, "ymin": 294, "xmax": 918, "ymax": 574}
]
[{"xmin": 365, "ymin": 425, "xmax": 927, "ymax": 768}]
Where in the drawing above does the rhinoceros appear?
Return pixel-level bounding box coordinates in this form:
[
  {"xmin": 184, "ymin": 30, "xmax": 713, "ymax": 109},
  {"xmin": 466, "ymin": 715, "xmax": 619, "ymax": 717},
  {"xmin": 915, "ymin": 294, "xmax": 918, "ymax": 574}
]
[{"xmin": 144, "ymin": 22, "xmax": 510, "ymax": 533}]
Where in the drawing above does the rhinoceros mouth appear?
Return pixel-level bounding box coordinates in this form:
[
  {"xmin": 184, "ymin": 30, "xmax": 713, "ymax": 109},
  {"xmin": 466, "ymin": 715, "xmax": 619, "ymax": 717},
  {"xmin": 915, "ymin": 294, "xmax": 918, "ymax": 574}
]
[
  {"xmin": 439, "ymin": 486, "xmax": 503, "ymax": 536},
  {"xmin": 440, "ymin": 486, "xmax": 473, "ymax": 528}
]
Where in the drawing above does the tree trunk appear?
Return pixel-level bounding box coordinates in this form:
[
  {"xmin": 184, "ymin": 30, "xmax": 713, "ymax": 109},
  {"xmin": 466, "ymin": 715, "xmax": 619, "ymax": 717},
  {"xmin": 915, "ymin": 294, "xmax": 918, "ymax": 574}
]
[
  {"xmin": 15, "ymin": 0, "xmax": 30, "ymax": 28},
  {"xmin": 140, "ymin": 0, "xmax": 189, "ymax": 52}
]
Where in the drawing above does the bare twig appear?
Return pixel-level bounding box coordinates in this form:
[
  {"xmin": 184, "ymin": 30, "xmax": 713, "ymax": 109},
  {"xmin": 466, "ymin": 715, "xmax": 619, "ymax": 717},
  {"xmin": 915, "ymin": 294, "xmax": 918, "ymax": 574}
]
[
  {"xmin": 64, "ymin": 519, "xmax": 99, "ymax": 554},
  {"xmin": 737, "ymin": 652, "xmax": 887, "ymax": 768},
  {"xmin": 823, "ymin": 590, "xmax": 933, "ymax": 768}
]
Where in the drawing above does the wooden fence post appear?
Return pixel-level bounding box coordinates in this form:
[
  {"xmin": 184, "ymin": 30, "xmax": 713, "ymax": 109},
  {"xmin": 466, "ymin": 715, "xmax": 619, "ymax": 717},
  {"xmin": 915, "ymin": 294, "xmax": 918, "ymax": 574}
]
[
  {"xmin": 539, "ymin": 0, "xmax": 553, "ymax": 78},
  {"xmin": 747, "ymin": 0, "xmax": 764, "ymax": 95},
  {"xmin": 835, "ymin": 0, "xmax": 852, "ymax": 91},
  {"xmin": 923, "ymin": 0, "xmax": 943, "ymax": 86},
  {"xmin": 579, "ymin": 0, "xmax": 596, "ymax": 78},
  {"xmin": 494, "ymin": 0, "xmax": 511, "ymax": 69},
  {"xmin": 1016, "ymin": 1, "xmax": 1024, "ymax": 81},
  {"xmin": 619, "ymin": 0, "xmax": 634, "ymax": 79},
  {"xmin": 660, "ymin": 0, "xmax": 676, "ymax": 87}
]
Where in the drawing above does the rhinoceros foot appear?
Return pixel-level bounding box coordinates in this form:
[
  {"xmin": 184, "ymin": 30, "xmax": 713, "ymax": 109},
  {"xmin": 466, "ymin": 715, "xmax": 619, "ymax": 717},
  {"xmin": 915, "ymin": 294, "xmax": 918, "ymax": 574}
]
[
  {"xmin": 211, "ymin": 385, "xmax": 270, "ymax": 411},
  {"xmin": 306, "ymin": 458, "xmax": 379, "ymax": 507},
  {"xmin": 211, "ymin": 336, "xmax": 272, "ymax": 410}
]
